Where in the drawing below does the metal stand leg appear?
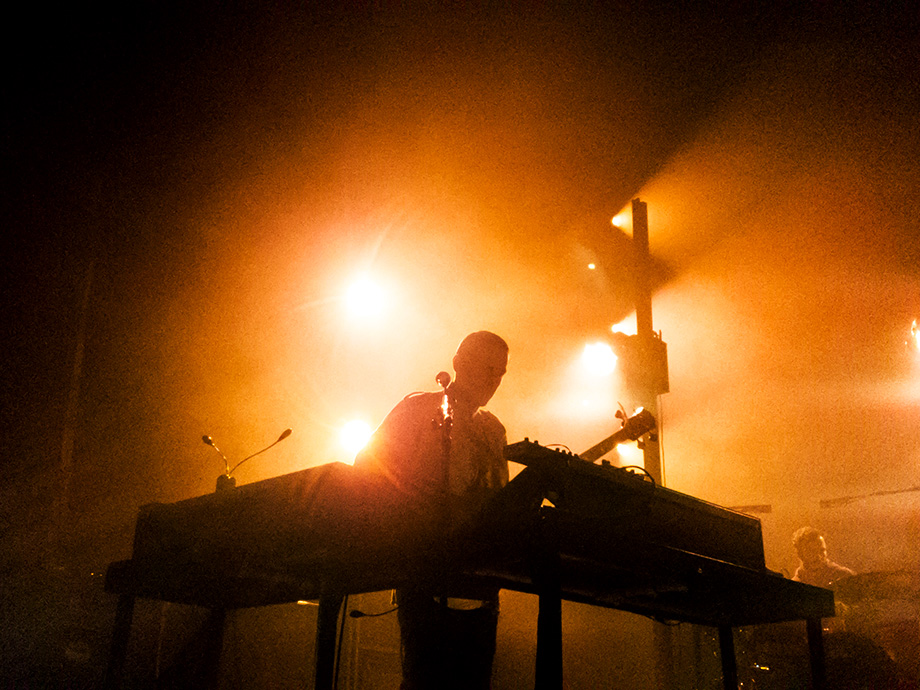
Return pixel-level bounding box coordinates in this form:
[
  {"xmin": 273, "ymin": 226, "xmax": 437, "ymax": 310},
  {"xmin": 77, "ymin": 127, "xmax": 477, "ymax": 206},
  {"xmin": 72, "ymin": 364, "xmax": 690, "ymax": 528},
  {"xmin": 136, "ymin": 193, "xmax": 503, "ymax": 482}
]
[
  {"xmin": 806, "ymin": 618, "xmax": 826, "ymax": 690},
  {"xmin": 535, "ymin": 588, "xmax": 563, "ymax": 690},
  {"xmin": 202, "ymin": 608, "xmax": 226, "ymax": 690},
  {"xmin": 104, "ymin": 593, "xmax": 135, "ymax": 690},
  {"xmin": 718, "ymin": 626, "xmax": 738, "ymax": 690},
  {"xmin": 534, "ymin": 542, "xmax": 563, "ymax": 690},
  {"xmin": 315, "ymin": 594, "xmax": 344, "ymax": 690}
]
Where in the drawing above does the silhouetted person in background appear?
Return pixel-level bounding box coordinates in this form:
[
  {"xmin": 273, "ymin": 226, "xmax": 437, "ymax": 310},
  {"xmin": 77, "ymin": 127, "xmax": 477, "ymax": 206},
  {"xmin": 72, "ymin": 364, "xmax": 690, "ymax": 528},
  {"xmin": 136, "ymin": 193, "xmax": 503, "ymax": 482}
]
[
  {"xmin": 792, "ymin": 526, "xmax": 855, "ymax": 588},
  {"xmin": 355, "ymin": 331, "xmax": 509, "ymax": 690}
]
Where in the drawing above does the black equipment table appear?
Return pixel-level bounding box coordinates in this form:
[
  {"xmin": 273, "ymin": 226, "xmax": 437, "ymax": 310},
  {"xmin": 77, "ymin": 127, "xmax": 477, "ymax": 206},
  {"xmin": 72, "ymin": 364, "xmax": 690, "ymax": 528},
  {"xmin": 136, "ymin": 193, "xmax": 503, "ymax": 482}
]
[{"xmin": 104, "ymin": 446, "xmax": 834, "ymax": 689}]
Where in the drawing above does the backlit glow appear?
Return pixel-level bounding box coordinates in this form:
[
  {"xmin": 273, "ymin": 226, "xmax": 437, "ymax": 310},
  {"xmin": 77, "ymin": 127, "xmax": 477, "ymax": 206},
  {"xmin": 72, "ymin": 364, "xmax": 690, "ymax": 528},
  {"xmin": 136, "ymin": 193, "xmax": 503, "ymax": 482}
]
[
  {"xmin": 340, "ymin": 419, "xmax": 372, "ymax": 456},
  {"xmin": 582, "ymin": 342, "xmax": 618, "ymax": 376},
  {"xmin": 610, "ymin": 317, "xmax": 638, "ymax": 337},
  {"xmin": 616, "ymin": 443, "xmax": 643, "ymax": 464},
  {"xmin": 912, "ymin": 319, "xmax": 919, "ymax": 352},
  {"xmin": 344, "ymin": 276, "xmax": 386, "ymax": 321}
]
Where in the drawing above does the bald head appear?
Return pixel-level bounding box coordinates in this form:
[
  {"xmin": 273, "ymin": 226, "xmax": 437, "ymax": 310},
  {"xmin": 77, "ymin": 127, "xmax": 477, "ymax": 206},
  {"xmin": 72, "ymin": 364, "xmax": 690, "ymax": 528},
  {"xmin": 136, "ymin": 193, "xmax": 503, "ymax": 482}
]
[
  {"xmin": 452, "ymin": 331, "xmax": 508, "ymax": 409},
  {"xmin": 455, "ymin": 331, "xmax": 508, "ymax": 363}
]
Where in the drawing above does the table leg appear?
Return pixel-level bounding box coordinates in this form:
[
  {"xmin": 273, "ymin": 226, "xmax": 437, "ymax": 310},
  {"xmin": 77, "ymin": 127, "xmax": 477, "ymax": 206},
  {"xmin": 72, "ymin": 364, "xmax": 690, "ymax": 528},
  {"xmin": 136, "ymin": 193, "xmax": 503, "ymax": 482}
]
[
  {"xmin": 718, "ymin": 625, "xmax": 738, "ymax": 690},
  {"xmin": 202, "ymin": 608, "xmax": 226, "ymax": 690},
  {"xmin": 534, "ymin": 544, "xmax": 563, "ymax": 690},
  {"xmin": 104, "ymin": 593, "xmax": 135, "ymax": 690},
  {"xmin": 806, "ymin": 618, "xmax": 826, "ymax": 690},
  {"xmin": 315, "ymin": 594, "xmax": 344, "ymax": 690}
]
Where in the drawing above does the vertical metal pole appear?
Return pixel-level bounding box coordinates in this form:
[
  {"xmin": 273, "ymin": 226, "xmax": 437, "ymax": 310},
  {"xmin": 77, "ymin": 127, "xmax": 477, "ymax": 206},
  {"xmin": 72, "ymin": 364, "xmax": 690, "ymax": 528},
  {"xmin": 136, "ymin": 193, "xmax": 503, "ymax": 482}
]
[
  {"xmin": 632, "ymin": 198, "xmax": 653, "ymax": 339},
  {"xmin": 633, "ymin": 199, "xmax": 672, "ymax": 688},
  {"xmin": 631, "ymin": 199, "xmax": 662, "ymax": 485}
]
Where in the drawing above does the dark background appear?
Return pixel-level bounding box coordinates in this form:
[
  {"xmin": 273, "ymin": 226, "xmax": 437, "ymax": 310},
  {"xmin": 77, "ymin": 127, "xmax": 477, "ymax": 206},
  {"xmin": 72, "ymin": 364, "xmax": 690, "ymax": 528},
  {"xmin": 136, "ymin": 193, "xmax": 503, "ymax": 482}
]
[{"xmin": 3, "ymin": 2, "xmax": 919, "ymax": 687}]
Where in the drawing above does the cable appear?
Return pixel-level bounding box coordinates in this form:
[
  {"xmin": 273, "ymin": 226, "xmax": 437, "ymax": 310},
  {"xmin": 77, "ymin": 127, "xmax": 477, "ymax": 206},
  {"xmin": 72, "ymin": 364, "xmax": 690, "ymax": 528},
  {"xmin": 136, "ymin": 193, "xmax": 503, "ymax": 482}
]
[
  {"xmin": 620, "ymin": 465, "xmax": 656, "ymax": 487},
  {"xmin": 348, "ymin": 606, "xmax": 399, "ymax": 618},
  {"xmin": 336, "ymin": 599, "xmax": 400, "ymax": 690}
]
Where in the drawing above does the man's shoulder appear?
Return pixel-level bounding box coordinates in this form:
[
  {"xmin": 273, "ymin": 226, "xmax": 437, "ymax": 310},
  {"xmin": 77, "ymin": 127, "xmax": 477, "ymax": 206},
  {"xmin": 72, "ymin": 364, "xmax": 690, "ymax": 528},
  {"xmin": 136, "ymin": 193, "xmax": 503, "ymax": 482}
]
[
  {"xmin": 402, "ymin": 390, "xmax": 441, "ymax": 403},
  {"xmin": 473, "ymin": 408, "xmax": 506, "ymax": 440},
  {"xmin": 382, "ymin": 391, "xmax": 442, "ymax": 426},
  {"xmin": 397, "ymin": 391, "xmax": 442, "ymax": 411},
  {"xmin": 474, "ymin": 408, "xmax": 504, "ymax": 426}
]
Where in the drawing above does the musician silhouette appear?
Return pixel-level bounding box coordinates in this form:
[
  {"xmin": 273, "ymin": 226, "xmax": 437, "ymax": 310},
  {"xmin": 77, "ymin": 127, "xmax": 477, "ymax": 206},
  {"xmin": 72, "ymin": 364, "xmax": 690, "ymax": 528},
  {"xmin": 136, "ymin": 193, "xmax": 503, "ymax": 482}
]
[
  {"xmin": 355, "ymin": 331, "xmax": 510, "ymax": 690},
  {"xmin": 791, "ymin": 526, "xmax": 855, "ymax": 588}
]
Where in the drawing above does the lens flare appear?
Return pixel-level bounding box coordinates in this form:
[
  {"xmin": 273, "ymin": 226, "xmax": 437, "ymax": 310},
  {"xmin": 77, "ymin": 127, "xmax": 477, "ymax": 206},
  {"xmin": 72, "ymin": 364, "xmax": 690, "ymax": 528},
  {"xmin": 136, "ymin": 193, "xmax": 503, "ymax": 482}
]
[
  {"xmin": 344, "ymin": 276, "xmax": 386, "ymax": 321},
  {"xmin": 582, "ymin": 342, "xmax": 618, "ymax": 376},
  {"xmin": 340, "ymin": 419, "xmax": 372, "ymax": 456}
]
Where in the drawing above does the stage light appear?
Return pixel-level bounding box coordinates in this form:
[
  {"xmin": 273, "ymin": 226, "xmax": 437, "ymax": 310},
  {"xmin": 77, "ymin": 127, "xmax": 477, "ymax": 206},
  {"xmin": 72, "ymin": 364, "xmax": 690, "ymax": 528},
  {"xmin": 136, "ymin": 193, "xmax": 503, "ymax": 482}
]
[
  {"xmin": 344, "ymin": 275, "xmax": 386, "ymax": 322},
  {"xmin": 340, "ymin": 419, "xmax": 372, "ymax": 456},
  {"xmin": 588, "ymin": 263, "xmax": 596, "ymax": 270},
  {"xmin": 611, "ymin": 213, "xmax": 628, "ymax": 229},
  {"xmin": 610, "ymin": 318, "xmax": 637, "ymax": 336},
  {"xmin": 616, "ymin": 442, "xmax": 643, "ymax": 465},
  {"xmin": 608, "ymin": 330, "xmax": 670, "ymax": 396},
  {"xmin": 582, "ymin": 342, "xmax": 618, "ymax": 377}
]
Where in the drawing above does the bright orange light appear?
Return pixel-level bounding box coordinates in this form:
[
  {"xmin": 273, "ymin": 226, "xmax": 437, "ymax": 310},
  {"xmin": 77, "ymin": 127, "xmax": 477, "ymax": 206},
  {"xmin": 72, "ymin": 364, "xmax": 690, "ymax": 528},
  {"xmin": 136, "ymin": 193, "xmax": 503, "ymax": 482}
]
[
  {"xmin": 582, "ymin": 342, "xmax": 617, "ymax": 376},
  {"xmin": 340, "ymin": 419, "xmax": 372, "ymax": 456},
  {"xmin": 616, "ymin": 443, "xmax": 643, "ymax": 465},
  {"xmin": 610, "ymin": 317, "xmax": 637, "ymax": 336},
  {"xmin": 587, "ymin": 263, "xmax": 596, "ymax": 270},
  {"xmin": 611, "ymin": 212, "xmax": 628, "ymax": 230},
  {"xmin": 344, "ymin": 276, "xmax": 386, "ymax": 321},
  {"xmin": 912, "ymin": 320, "xmax": 919, "ymax": 352}
]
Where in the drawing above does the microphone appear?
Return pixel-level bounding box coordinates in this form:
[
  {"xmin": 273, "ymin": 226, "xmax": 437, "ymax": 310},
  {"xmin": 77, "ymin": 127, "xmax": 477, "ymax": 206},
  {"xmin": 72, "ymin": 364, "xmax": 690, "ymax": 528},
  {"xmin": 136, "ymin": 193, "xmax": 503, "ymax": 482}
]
[
  {"xmin": 203, "ymin": 428, "xmax": 293, "ymax": 483},
  {"xmin": 435, "ymin": 372, "xmax": 452, "ymax": 420},
  {"xmin": 229, "ymin": 428, "xmax": 292, "ymax": 476},
  {"xmin": 202, "ymin": 435, "xmax": 230, "ymax": 475}
]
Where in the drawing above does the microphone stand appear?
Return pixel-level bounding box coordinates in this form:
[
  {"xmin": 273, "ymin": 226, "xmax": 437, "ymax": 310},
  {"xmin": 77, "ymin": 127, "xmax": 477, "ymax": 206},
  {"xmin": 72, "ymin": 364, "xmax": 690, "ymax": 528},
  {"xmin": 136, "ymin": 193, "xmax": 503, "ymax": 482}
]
[{"xmin": 435, "ymin": 372, "xmax": 453, "ymax": 530}]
